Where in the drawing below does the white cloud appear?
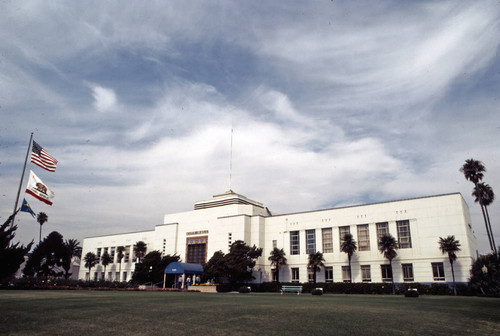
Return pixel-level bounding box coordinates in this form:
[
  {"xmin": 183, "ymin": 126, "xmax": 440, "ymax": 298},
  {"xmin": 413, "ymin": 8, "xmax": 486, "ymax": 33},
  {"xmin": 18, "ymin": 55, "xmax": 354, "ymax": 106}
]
[{"xmin": 90, "ymin": 84, "xmax": 117, "ymax": 112}]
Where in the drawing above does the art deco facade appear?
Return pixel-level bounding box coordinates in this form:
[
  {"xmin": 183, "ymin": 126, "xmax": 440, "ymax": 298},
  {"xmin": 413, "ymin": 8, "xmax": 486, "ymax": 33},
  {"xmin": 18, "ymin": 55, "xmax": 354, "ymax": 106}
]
[{"xmin": 79, "ymin": 191, "xmax": 477, "ymax": 285}]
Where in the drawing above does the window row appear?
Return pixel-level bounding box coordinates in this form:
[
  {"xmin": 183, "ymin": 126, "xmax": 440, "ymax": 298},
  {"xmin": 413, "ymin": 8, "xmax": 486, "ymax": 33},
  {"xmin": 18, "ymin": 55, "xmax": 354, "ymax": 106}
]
[
  {"xmin": 96, "ymin": 246, "xmax": 136, "ymax": 264},
  {"xmin": 289, "ymin": 220, "xmax": 412, "ymax": 255},
  {"xmin": 277, "ymin": 262, "xmax": 445, "ymax": 283}
]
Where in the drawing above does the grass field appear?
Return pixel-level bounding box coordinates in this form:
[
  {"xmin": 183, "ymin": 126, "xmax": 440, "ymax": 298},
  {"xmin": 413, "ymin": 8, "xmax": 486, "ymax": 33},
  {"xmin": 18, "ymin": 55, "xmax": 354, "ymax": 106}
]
[{"xmin": 0, "ymin": 291, "xmax": 499, "ymax": 336}]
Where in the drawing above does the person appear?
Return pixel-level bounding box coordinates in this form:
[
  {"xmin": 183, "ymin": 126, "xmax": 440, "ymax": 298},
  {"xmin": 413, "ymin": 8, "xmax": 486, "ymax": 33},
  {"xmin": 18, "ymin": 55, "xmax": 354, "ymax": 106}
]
[
  {"xmin": 177, "ymin": 275, "xmax": 183, "ymax": 289},
  {"xmin": 186, "ymin": 276, "xmax": 191, "ymax": 289},
  {"xmin": 196, "ymin": 276, "xmax": 200, "ymax": 286}
]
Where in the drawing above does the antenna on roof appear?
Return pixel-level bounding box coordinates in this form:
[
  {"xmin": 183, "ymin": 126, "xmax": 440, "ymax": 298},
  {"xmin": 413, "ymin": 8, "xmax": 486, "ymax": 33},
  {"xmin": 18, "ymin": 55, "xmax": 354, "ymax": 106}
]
[{"xmin": 229, "ymin": 125, "xmax": 233, "ymax": 192}]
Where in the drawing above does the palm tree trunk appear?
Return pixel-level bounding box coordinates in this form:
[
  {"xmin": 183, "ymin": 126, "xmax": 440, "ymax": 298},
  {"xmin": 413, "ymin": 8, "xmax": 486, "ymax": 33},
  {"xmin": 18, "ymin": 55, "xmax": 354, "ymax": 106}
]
[
  {"xmin": 348, "ymin": 255, "xmax": 352, "ymax": 283},
  {"xmin": 484, "ymin": 206, "xmax": 497, "ymax": 254},
  {"xmin": 390, "ymin": 259, "xmax": 395, "ymax": 295},
  {"xmin": 476, "ymin": 183, "xmax": 494, "ymax": 252},
  {"xmin": 119, "ymin": 262, "xmax": 122, "ymax": 282},
  {"xmin": 276, "ymin": 267, "xmax": 280, "ymax": 283},
  {"xmin": 450, "ymin": 259, "xmax": 456, "ymax": 296}
]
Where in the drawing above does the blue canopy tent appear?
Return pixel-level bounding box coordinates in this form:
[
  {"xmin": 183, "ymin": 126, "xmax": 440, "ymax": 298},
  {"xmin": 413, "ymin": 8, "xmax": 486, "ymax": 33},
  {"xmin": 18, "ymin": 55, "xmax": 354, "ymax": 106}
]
[{"xmin": 163, "ymin": 262, "xmax": 204, "ymax": 289}]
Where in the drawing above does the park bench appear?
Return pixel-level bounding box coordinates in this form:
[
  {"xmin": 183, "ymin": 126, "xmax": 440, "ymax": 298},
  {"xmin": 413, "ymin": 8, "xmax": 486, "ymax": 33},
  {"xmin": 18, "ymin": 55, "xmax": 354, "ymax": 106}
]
[{"xmin": 280, "ymin": 285, "xmax": 302, "ymax": 295}]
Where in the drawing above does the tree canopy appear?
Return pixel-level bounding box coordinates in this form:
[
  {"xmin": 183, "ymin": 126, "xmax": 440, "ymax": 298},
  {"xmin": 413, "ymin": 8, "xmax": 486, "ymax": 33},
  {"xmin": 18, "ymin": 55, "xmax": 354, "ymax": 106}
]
[
  {"xmin": 23, "ymin": 231, "xmax": 69, "ymax": 278},
  {"xmin": 131, "ymin": 251, "xmax": 180, "ymax": 286},
  {"xmin": 0, "ymin": 212, "xmax": 33, "ymax": 284}
]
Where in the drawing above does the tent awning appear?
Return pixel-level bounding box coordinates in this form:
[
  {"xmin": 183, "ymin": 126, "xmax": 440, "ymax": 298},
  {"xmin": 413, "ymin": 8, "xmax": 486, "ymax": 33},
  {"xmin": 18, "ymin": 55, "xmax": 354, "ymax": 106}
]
[{"xmin": 164, "ymin": 262, "xmax": 204, "ymax": 275}]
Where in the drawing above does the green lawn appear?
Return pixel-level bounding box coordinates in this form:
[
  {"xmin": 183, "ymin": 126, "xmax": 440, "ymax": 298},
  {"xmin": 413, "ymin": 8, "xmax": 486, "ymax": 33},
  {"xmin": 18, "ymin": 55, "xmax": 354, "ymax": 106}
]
[{"xmin": 0, "ymin": 291, "xmax": 499, "ymax": 336}]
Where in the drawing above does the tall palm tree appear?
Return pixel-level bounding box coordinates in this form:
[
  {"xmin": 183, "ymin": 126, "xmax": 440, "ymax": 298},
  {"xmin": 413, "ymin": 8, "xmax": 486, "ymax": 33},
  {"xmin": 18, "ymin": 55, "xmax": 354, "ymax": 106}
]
[
  {"xmin": 83, "ymin": 252, "xmax": 98, "ymax": 282},
  {"xmin": 473, "ymin": 183, "xmax": 497, "ymax": 253},
  {"xmin": 116, "ymin": 246, "xmax": 125, "ymax": 281},
  {"xmin": 134, "ymin": 241, "xmax": 147, "ymax": 263},
  {"xmin": 101, "ymin": 252, "xmax": 113, "ymax": 281},
  {"xmin": 438, "ymin": 236, "xmax": 461, "ymax": 296},
  {"xmin": 379, "ymin": 234, "xmax": 397, "ymax": 294},
  {"xmin": 36, "ymin": 212, "xmax": 48, "ymax": 243},
  {"xmin": 460, "ymin": 159, "xmax": 495, "ymax": 253},
  {"xmin": 268, "ymin": 248, "xmax": 287, "ymax": 283},
  {"xmin": 307, "ymin": 251, "xmax": 325, "ymax": 284},
  {"xmin": 340, "ymin": 233, "xmax": 357, "ymax": 283}
]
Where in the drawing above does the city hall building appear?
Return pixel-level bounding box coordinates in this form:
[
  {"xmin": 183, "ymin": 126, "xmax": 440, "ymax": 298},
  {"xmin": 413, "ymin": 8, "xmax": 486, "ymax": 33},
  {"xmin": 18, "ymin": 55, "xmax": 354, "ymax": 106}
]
[{"xmin": 79, "ymin": 191, "xmax": 478, "ymax": 285}]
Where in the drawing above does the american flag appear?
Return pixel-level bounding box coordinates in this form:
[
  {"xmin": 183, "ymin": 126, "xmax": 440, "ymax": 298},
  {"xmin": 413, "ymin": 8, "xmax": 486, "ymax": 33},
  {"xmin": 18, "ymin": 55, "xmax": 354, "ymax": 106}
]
[{"xmin": 31, "ymin": 141, "xmax": 58, "ymax": 172}]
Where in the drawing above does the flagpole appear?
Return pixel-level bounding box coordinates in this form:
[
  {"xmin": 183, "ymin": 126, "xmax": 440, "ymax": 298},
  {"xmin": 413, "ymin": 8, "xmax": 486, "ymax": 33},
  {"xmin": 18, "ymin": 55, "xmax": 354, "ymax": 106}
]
[{"xmin": 11, "ymin": 132, "xmax": 34, "ymax": 227}]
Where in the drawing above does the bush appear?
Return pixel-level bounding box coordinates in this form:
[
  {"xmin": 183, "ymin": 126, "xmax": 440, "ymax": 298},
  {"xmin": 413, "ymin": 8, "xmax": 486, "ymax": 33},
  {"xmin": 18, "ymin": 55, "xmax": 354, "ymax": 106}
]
[
  {"xmin": 311, "ymin": 288, "xmax": 323, "ymax": 295},
  {"xmin": 238, "ymin": 286, "xmax": 251, "ymax": 293}
]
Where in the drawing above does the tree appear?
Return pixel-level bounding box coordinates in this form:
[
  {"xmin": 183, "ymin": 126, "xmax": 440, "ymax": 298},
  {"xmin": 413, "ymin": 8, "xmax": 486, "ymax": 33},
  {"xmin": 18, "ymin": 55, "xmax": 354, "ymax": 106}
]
[
  {"xmin": 379, "ymin": 234, "xmax": 398, "ymax": 294},
  {"xmin": 438, "ymin": 235, "xmax": 461, "ymax": 296},
  {"xmin": 203, "ymin": 250, "xmax": 226, "ymax": 283},
  {"xmin": 83, "ymin": 252, "xmax": 98, "ymax": 281},
  {"xmin": 131, "ymin": 251, "xmax": 180, "ymax": 285},
  {"xmin": 223, "ymin": 240, "xmax": 262, "ymax": 284},
  {"xmin": 473, "ymin": 183, "xmax": 497, "ymax": 252},
  {"xmin": 116, "ymin": 246, "xmax": 125, "ymax": 281},
  {"xmin": 460, "ymin": 159, "xmax": 496, "ymax": 253},
  {"xmin": 307, "ymin": 251, "xmax": 325, "ymax": 284},
  {"xmin": 0, "ymin": 212, "xmax": 33, "ymax": 284},
  {"xmin": 23, "ymin": 231, "xmax": 66, "ymax": 278},
  {"xmin": 268, "ymin": 248, "xmax": 287, "ymax": 283},
  {"xmin": 340, "ymin": 233, "xmax": 357, "ymax": 283},
  {"xmin": 36, "ymin": 212, "xmax": 48, "ymax": 243},
  {"xmin": 62, "ymin": 239, "xmax": 82, "ymax": 279},
  {"xmin": 101, "ymin": 252, "xmax": 113, "ymax": 281},
  {"xmin": 134, "ymin": 241, "xmax": 147, "ymax": 263},
  {"xmin": 469, "ymin": 252, "xmax": 500, "ymax": 296}
]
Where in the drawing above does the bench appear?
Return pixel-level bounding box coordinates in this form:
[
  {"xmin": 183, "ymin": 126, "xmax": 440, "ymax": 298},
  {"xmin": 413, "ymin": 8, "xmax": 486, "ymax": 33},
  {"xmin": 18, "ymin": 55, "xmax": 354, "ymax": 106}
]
[{"xmin": 280, "ymin": 285, "xmax": 303, "ymax": 295}]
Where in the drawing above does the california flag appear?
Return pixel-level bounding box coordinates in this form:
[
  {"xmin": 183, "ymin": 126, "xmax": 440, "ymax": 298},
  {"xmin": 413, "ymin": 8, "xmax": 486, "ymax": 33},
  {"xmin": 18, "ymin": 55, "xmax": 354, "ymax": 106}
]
[{"xmin": 26, "ymin": 170, "xmax": 55, "ymax": 206}]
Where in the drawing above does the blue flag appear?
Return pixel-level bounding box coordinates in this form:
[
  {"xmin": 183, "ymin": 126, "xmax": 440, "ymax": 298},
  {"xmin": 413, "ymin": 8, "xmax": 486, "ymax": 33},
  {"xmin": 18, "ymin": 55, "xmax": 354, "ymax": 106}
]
[{"xmin": 20, "ymin": 198, "xmax": 36, "ymax": 218}]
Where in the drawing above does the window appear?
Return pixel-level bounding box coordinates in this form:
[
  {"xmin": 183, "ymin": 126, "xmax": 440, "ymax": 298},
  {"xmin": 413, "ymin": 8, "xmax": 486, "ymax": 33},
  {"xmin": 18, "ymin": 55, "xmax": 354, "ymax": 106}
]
[
  {"xmin": 94, "ymin": 272, "xmax": 98, "ymax": 281},
  {"xmin": 381, "ymin": 265, "xmax": 392, "ymax": 281},
  {"xmin": 186, "ymin": 236, "xmax": 208, "ymax": 265},
  {"xmin": 290, "ymin": 231, "xmax": 300, "ymax": 255},
  {"xmin": 339, "ymin": 226, "xmax": 350, "ymax": 251},
  {"xmin": 361, "ymin": 265, "xmax": 371, "ymax": 282},
  {"xmin": 308, "ymin": 269, "xmax": 314, "ymax": 283},
  {"xmin": 342, "ymin": 266, "xmax": 351, "ymax": 282},
  {"xmin": 306, "ymin": 229, "xmax": 316, "ymax": 254},
  {"xmin": 96, "ymin": 248, "xmax": 102, "ymax": 260},
  {"xmin": 108, "ymin": 272, "xmax": 112, "ymax": 281},
  {"xmin": 402, "ymin": 264, "xmax": 414, "ymax": 281},
  {"xmin": 110, "ymin": 247, "xmax": 116, "ymax": 263},
  {"xmin": 397, "ymin": 220, "xmax": 412, "ymax": 248},
  {"xmin": 432, "ymin": 262, "xmax": 445, "ymax": 281},
  {"xmin": 376, "ymin": 222, "xmax": 389, "ymax": 247},
  {"xmin": 115, "ymin": 272, "xmax": 120, "ymax": 281},
  {"xmin": 122, "ymin": 272, "xmax": 127, "ymax": 282},
  {"xmin": 322, "ymin": 228, "xmax": 333, "ymax": 253},
  {"xmin": 357, "ymin": 224, "xmax": 370, "ymax": 251},
  {"xmin": 162, "ymin": 239, "xmax": 166, "ymax": 255},
  {"xmin": 271, "ymin": 269, "xmax": 277, "ymax": 282},
  {"xmin": 228, "ymin": 233, "xmax": 232, "ymax": 249},
  {"xmin": 124, "ymin": 245, "xmax": 130, "ymax": 263},
  {"xmin": 291, "ymin": 268, "xmax": 300, "ymax": 283},
  {"xmin": 325, "ymin": 266, "xmax": 333, "ymax": 283},
  {"xmin": 272, "ymin": 240, "xmax": 277, "ymax": 249}
]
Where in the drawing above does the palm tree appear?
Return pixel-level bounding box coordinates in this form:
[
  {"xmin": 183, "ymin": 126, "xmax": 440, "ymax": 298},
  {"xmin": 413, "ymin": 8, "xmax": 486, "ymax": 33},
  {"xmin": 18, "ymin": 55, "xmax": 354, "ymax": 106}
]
[
  {"xmin": 116, "ymin": 246, "xmax": 125, "ymax": 281},
  {"xmin": 379, "ymin": 234, "xmax": 397, "ymax": 294},
  {"xmin": 340, "ymin": 233, "xmax": 357, "ymax": 283},
  {"xmin": 36, "ymin": 212, "xmax": 48, "ymax": 243},
  {"xmin": 65, "ymin": 239, "xmax": 82, "ymax": 260},
  {"xmin": 101, "ymin": 252, "xmax": 113, "ymax": 281},
  {"xmin": 460, "ymin": 159, "xmax": 495, "ymax": 253},
  {"xmin": 134, "ymin": 241, "xmax": 147, "ymax": 263},
  {"xmin": 83, "ymin": 252, "xmax": 98, "ymax": 282},
  {"xmin": 439, "ymin": 236, "xmax": 461, "ymax": 296},
  {"xmin": 268, "ymin": 248, "xmax": 287, "ymax": 283},
  {"xmin": 473, "ymin": 183, "xmax": 497, "ymax": 253},
  {"xmin": 307, "ymin": 251, "xmax": 325, "ymax": 284}
]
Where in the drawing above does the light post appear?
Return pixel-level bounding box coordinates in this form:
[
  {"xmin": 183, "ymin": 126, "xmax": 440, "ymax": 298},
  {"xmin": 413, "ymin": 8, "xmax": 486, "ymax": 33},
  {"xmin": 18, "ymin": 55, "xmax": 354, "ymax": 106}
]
[{"xmin": 149, "ymin": 266, "xmax": 153, "ymax": 289}]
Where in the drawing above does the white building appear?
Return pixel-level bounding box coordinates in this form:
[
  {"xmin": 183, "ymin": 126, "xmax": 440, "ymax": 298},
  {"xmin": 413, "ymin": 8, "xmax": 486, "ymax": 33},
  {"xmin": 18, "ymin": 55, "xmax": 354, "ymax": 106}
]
[{"xmin": 79, "ymin": 191, "xmax": 477, "ymax": 285}]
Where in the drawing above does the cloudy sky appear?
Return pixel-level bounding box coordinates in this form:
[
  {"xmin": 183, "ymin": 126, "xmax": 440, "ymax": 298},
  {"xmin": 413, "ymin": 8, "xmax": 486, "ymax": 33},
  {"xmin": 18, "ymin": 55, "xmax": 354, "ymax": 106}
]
[{"xmin": 1, "ymin": 1, "xmax": 499, "ymax": 253}]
